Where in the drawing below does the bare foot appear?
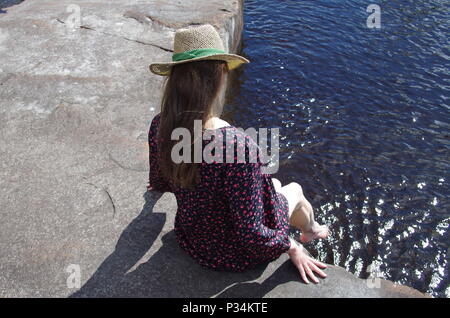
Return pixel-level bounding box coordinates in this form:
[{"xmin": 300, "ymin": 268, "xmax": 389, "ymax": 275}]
[{"xmin": 300, "ymin": 223, "xmax": 329, "ymax": 243}]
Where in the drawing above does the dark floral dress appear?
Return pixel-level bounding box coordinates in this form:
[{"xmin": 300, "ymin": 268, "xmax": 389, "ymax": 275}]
[{"xmin": 148, "ymin": 113, "xmax": 291, "ymax": 272}]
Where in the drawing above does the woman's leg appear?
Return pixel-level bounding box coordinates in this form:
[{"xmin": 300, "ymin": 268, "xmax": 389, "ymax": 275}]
[
  {"xmin": 277, "ymin": 182, "xmax": 313, "ymax": 230},
  {"xmin": 273, "ymin": 179, "xmax": 329, "ymax": 243}
]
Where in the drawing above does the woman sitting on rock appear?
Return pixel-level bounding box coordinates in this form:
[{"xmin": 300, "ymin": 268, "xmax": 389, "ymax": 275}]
[{"xmin": 147, "ymin": 24, "xmax": 329, "ymax": 284}]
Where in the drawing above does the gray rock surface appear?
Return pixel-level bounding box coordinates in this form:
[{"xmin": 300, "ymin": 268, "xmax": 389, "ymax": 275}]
[{"xmin": 0, "ymin": 0, "xmax": 427, "ymax": 298}]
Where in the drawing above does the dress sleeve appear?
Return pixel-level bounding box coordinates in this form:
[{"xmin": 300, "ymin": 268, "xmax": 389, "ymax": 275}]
[
  {"xmin": 148, "ymin": 113, "xmax": 172, "ymax": 193},
  {"xmin": 224, "ymin": 134, "xmax": 291, "ymax": 262}
]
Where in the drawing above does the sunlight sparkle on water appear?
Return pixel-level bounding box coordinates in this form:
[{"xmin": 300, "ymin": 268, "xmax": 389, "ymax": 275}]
[{"xmin": 431, "ymin": 197, "xmax": 438, "ymax": 206}]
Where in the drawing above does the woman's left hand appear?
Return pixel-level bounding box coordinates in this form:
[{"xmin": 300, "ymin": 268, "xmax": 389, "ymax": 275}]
[{"xmin": 288, "ymin": 239, "xmax": 327, "ymax": 284}]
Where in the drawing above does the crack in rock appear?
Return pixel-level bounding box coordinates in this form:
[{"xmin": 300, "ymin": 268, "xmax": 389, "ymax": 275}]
[
  {"xmin": 108, "ymin": 152, "xmax": 146, "ymax": 172},
  {"xmin": 84, "ymin": 181, "xmax": 116, "ymax": 218},
  {"xmin": 55, "ymin": 18, "xmax": 172, "ymax": 52}
]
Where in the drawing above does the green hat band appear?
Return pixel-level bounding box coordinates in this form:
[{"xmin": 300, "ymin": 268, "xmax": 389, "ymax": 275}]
[{"xmin": 172, "ymin": 48, "xmax": 226, "ymax": 62}]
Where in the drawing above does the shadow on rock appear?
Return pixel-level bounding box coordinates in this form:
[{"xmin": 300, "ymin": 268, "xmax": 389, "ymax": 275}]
[
  {"xmin": 70, "ymin": 190, "xmax": 283, "ymax": 298},
  {"xmin": 215, "ymin": 261, "xmax": 302, "ymax": 298}
]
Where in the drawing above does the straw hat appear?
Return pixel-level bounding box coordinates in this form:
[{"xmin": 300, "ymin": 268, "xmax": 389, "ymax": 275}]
[{"xmin": 149, "ymin": 24, "xmax": 250, "ymax": 76}]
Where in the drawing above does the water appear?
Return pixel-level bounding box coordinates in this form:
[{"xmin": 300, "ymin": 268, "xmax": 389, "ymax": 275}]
[
  {"xmin": 0, "ymin": 0, "xmax": 22, "ymax": 13},
  {"xmin": 225, "ymin": 0, "xmax": 449, "ymax": 297}
]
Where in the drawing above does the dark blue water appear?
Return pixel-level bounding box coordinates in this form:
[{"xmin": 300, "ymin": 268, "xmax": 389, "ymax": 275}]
[
  {"xmin": 226, "ymin": 0, "xmax": 449, "ymax": 297},
  {"xmin": 0, "ymin": 0, "xmax": 22, "ymax": 13}
]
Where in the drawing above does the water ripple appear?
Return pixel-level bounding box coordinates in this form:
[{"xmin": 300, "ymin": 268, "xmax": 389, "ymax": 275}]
[{"xmin": 227, "ymin": 0, "xmax": 450, "ymax": 297}]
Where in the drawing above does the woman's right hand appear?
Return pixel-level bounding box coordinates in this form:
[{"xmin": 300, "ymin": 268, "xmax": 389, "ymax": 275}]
[{"xmin": 288, "ymin": 238, "xmax": 328, "ymax": 284}]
